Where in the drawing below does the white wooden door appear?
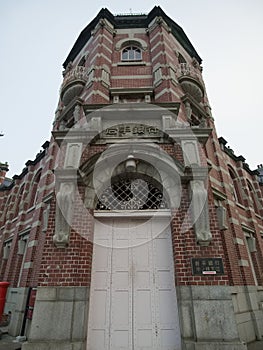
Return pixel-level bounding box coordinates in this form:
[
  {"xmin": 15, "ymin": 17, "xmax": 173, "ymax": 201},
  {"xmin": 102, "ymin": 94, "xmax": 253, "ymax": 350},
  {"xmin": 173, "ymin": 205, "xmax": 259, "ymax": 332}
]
[
  {"xmin": 86, "ymin": 219, "xmax": 113, "ymax": 350},
  {"xmin": 87, "ymin": 214, "xmax": 181, "ymax": 350}
]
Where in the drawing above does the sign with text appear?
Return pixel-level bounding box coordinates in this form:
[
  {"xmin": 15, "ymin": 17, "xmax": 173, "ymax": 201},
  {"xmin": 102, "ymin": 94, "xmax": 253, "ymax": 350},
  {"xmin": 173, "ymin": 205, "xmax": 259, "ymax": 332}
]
[
  {"xmin": 102, "ymin": 124, "xmax": 162, "ymax": 138},
  {"xmin": 191, "ymin": 258, "xmax": 224, "ymax": 275}
]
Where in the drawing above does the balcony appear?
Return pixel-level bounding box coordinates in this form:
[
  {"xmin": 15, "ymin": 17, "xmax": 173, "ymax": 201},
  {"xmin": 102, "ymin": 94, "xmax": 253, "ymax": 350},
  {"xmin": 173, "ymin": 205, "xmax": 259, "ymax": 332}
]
[
  {"xmin": 177, "ymin": 63, "xmax": 204, "ymax": 103},
  {"xmin": 60, "ymin": 66, "xmax": 88, "ymax": 106}
]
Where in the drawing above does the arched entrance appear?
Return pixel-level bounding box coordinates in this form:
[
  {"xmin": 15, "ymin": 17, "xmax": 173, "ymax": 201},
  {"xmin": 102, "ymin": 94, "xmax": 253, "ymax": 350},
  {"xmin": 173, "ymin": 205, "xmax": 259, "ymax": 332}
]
[{"xmin": 86, "ymin": 174, "xmax": 182, "ymax": 350}]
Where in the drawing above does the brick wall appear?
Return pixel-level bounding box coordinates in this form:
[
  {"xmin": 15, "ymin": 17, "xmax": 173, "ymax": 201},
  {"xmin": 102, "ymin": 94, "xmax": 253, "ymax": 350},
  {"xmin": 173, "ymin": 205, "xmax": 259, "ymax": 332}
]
[{"xmin": 0, "ymin": 11, "xmax": 262, "ymax": 292}]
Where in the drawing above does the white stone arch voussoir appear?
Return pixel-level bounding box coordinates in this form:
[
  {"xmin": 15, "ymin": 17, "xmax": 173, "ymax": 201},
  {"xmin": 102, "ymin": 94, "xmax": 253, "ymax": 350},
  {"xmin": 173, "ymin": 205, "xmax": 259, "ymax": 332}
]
[
  {"xmin": 115, "ymin": 38, "xmax": 148, "ymax": 51},
  {"xmin": 81, "ymin": 143, "xmax": 184, "ymax": 209}
]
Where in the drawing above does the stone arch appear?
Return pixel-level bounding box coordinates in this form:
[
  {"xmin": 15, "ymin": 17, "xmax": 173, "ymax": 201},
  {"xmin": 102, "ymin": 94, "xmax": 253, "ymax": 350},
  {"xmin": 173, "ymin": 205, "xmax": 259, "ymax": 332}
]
[
  {"xmin": 80, "ymin": 143, "xmax": 184, "ymax": 209},
  {"xmin": 115, "ymin": 38, "xmax": 148, "ymax": 51}
]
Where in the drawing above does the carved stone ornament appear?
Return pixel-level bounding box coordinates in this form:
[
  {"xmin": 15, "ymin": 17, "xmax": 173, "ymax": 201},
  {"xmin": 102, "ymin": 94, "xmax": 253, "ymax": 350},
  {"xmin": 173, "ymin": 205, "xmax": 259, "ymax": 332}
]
[
  {"xmin": 53, "ymin": 182, "xmax": 75, "ymax": 248},
  {"xmin": 190, "ymin": 180, "xmax": 212, "ymax": 246},
  {"xmin": 73, "ymin": 104, "xmax": 81, "ymax": 125}
]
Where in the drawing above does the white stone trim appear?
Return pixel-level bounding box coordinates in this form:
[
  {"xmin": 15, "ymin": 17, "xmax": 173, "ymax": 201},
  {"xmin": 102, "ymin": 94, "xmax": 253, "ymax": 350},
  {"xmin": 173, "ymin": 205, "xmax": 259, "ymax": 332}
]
[
  {"xmin": 94, "ymin": 209, "xmax": 171, "ymax": 218},
  {"xmin": 111, "ymin": 75, "xmax": 152, "ymax": 80},
  {"xmin": 90, "ymin": 53, "xmax": 112, "ymax": 65},
  {"xmin": 28, "ymin": 240, "xmax": 38, "ymax": 248},
  {"xmin": 150, "ymin": 40, "xmax": 164, "ymax": 52},
  {"xmin": 23, "ymin": 262, "xmax": 33, "ymax": 269},
  {"xmin": 154, "ymin": 87, "xmax": 179, "ymax": 100},
  {"xmin": 208, "ymin": 161, "xmax": 230, "ymax": 176},
  {"xmin": 238, "ymin": 259, "xmax": 249, "ymax": 267},
  {"xmin": 149, "ymin": 31, "xmax": 162, "ymax": 43},
  {"xmin": 92, "ymin": 33, "xmax": 113, "ymax": 47},
  {"xmin": 115, "ymin": 28, "xmax": 146, "ymax": 35},
  {"xmin": 32, "ymin": 220, "xmax": 42, "ymax": 228},
  {"xmin": 85, "ymin": 90, "xmax": 110, "ymax": 101},
  {"xmin": 241, "ymin": 224, "xmax": 255, "ymax": 234},
  {"xmin": 234, "ymin": 238, "xmax": 244, "ymax": 245},
  {"xmin": 228, "ymin": 217, "xmax": 240, "ymax": 225},
  {"xmin": 115, "ymin": 37, "xmax": 148, "ymax": 51},
  {"xmin": 151, "ymin": 50, "xmax": 175, "ymax": 65},
  {"xmin": 91, "ymin": 41, "xmax": 112, "ymax": 55},
  {"xmin": 209, "ymin": 176, "xmax": 223, "ymax": 188}
]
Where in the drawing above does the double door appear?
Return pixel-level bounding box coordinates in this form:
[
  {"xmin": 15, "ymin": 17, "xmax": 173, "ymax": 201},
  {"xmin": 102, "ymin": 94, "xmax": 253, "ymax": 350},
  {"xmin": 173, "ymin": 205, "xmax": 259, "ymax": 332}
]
[{"xmin": 87, "ymin": 214, "xmax": 181, "ymax": 350}]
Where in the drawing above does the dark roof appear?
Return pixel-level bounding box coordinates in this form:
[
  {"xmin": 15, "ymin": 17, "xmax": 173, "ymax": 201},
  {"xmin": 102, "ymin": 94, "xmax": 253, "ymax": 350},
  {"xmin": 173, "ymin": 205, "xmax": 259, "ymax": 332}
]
[
  {"xmin": 218, "ymin": 137, "xmax": 259, "ymax": 176},
  {"xmin": 63, "ymin": 6, "xmax": 201, "ymax": 68}
]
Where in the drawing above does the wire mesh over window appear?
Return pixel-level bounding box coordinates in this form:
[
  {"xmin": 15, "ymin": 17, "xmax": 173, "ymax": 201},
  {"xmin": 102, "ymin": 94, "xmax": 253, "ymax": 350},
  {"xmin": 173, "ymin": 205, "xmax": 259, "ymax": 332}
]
[{"xmin": 96, "ymin": 178, "xmax": 168, "ymax": 210}]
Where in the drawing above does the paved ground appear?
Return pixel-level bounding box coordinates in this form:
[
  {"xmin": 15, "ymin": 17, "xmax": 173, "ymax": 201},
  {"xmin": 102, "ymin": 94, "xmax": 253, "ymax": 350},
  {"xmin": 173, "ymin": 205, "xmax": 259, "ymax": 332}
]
[
  {"xmin": 0, "ymin": 335, "xmax": 22, "ymax": 350},
  {"xmin": 0, "ymin": 328, "xmax": 263, "ymax": 350},
  {"xmin": 247, "ymin": 340, "xmax": 263, "ymax": 350},
  {"xmin": 0, "ymin": 328, "xmax": 22, "ymax": 350}
]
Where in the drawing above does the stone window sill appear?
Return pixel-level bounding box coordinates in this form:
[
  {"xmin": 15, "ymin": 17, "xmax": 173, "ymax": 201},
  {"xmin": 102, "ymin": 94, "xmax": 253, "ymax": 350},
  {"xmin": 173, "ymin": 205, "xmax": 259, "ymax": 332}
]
[{"xmin": 117, "ymin": 61, "xmax": 146, "ymax": 66}]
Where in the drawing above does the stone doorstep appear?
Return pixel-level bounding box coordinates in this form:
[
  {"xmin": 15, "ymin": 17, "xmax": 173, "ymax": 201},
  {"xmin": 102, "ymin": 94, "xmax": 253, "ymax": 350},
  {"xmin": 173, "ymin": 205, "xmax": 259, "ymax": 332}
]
[{"xmin": 21, "ymin": 341, "xmax": 85, "ymax": 350}]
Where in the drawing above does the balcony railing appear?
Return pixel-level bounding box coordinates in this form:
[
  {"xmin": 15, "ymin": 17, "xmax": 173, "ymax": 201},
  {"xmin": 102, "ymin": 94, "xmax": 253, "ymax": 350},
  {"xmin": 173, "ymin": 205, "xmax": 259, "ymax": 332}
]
[
  {"xmin": 62, "ymin": 66, "xmax": 88, "ymax": 89},
  {"xmin": 60, "ymin": 66, "xmax": 88, "ymax": 106},
  {"xmin": 177, "ymin": 63, "xmax": 204, "ymax": 102},
  {"xmin": 177, "ymin": 63, "xmax": 202, "ymax": 81}
]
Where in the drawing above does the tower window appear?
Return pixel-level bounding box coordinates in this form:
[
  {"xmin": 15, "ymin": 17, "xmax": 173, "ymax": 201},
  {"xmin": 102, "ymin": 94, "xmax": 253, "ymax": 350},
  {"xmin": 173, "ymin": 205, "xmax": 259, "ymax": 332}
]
[
  {"xmin": 228, "ymin": 167, "xmax": 243, "ymax": 204},
  {"xmin": 122, "ymin": 46, "xmax": 142, "ymax": 61},
  {"xmin": 178, "ymin": 53, "xmax": 186, "ymax": 64},
  {"xmin": 247, "ymin": 181, "xmax": 260, "ymax": 214}
]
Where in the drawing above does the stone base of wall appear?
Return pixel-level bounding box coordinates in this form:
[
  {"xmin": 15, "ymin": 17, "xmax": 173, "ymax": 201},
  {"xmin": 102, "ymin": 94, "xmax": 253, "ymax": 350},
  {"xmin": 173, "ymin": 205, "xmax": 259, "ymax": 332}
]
[
  {"xmin": 177, "ymin": 286, "xmax": 247, "ymax": 349},
  {"xmin": 5, "ymin": 287, "xmax": 29, "ymax": 336},
  {"xmin": 232, "ymin": 285, "xmax": 263, "ymax": 343},
  {"xmin": 22, "ymin": 285, "xmax": 261, "ymax": 349},
  {"xmin": 22, "ymin": 286, "xmax": 89, "ymax": 350},
  {"xmin": 184, "ymin": 341, "xmax": 247, "ymax": 350}
]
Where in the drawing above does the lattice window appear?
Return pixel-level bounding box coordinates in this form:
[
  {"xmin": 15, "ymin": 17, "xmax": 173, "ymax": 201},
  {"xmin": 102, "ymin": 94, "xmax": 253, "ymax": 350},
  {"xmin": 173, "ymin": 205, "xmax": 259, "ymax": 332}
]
[
  {"xmin": 122, "ymin": 46, "xmax": 142, "ymax": 61},
  {"xmin": 96, "ymin": 177, "xmax": 168, "ymax": 210}
]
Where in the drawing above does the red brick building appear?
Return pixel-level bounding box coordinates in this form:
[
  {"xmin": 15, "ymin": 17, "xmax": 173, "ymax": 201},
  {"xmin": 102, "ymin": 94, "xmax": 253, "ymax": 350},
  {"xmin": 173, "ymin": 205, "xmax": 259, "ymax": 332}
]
[{"xmin": 0, "ymin": 7, "xmax": 262, "ymax": 350}]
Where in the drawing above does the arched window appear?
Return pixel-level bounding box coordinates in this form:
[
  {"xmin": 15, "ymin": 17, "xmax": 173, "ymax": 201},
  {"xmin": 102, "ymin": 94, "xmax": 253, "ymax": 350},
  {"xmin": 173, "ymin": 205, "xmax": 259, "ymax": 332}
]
[
  {"xmin": 247, "ymin": 181, "xmax": 260, "ymax": 213},
  {"xmin": 1, "ymin": 194, "xmax": 12, "ymax": 222},
  {"xmin": 29, "ymin": 170, "xmax": 42, "ymax": 208},
  {"xmin": 228, "ymin": 167, "xmax": 243, "ymax": 204},
  {"xmin": 14, "ymin": 184, "xmax": 25, "ymax": 218},
  {"xmin": 121, "ymin": 46, "xmax": 142, "ymax": 61},
  {"xmin": 178, "ymin": 53, "xmax": 186, "ymax": 64},
  {"xmin": 96, "ymin": 176, "xmax": 168, "ymax": 210}
]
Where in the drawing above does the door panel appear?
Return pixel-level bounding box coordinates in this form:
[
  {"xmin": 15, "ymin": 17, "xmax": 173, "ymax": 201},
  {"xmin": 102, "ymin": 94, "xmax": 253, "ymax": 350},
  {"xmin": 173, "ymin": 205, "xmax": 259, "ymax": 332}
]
[
  {"xmin": 110, "ymin": 219, "xmax": 133, "ymax": 350},
  {"xmin": 87, "ymin": 215, "xmax": 181, "ymax": 350},
  {"xmin": 153, "ymin": 222, "xmax": 181, "ymax": 350},
  {"xmin": 87, "ymin": 219, "xmax": 112, "ymax": 350},
  {"xmin": 132, "ymin": 219, "xmax": 156, "ymax": 350}
]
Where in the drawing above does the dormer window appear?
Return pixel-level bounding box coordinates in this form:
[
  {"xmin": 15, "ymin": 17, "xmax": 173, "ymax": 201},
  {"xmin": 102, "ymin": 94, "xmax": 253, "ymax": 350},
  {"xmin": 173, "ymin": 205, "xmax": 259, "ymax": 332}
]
[{"xmin": 122, "ymin": 46, "xmax": 142, "ymax": 61}]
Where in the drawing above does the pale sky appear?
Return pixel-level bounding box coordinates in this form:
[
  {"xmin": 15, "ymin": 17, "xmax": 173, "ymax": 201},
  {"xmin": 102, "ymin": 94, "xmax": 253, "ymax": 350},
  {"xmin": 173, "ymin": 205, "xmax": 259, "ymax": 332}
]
[{"xmin": 1, "ymin": 0, "xmax": 262, "ymax": 176}]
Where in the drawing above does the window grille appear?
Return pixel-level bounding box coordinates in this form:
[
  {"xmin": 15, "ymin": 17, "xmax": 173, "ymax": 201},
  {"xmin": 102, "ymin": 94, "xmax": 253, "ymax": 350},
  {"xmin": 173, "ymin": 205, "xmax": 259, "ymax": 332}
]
[{"xmin": 96, "ymin": 177, "xmax": 168, "ymax": 210}]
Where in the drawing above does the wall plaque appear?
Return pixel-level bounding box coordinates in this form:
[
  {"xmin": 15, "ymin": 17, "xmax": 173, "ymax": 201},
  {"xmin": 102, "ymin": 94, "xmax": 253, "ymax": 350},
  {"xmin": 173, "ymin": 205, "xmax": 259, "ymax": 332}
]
[
  {"xmin": 191, "ymin": 258, "xmax": 224, "ymax": 275},
  {"xmin": 102, "ymin": 124, "xmax": 162, "ymax": 138}
]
